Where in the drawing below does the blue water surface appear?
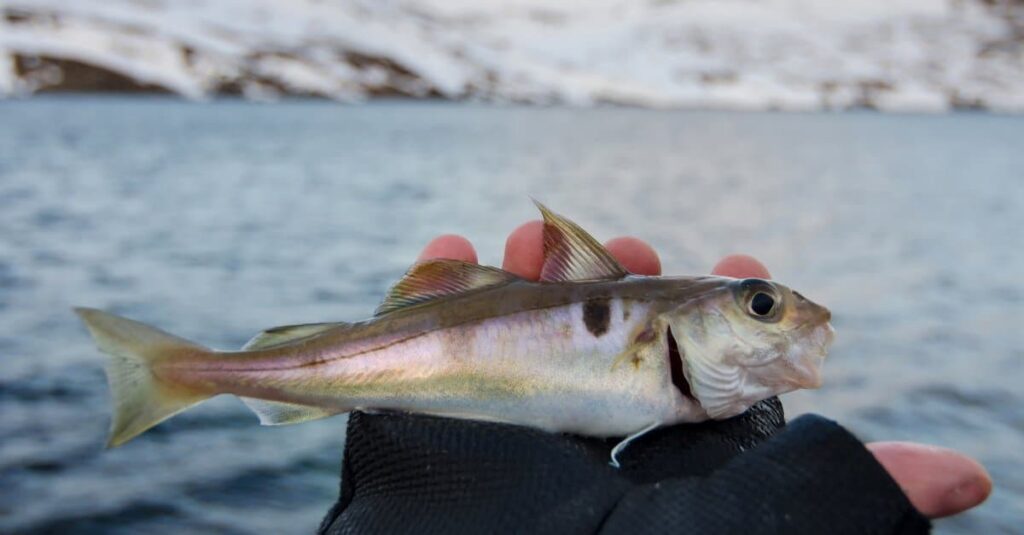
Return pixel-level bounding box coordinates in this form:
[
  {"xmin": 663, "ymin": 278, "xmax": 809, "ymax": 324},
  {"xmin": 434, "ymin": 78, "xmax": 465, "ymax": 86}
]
[{"xmin": 0, "ymin": 98, "xmax": 1021, "ymax": 534}]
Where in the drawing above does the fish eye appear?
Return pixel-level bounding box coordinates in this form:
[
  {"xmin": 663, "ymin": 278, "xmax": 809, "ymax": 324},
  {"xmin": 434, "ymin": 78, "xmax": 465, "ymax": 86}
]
[
  {"xmin": 735, "ymin": 279, "xmax": 782, "ymax": 322},
  {"xmin": 749, "ymin": 292, "xmax": 776, "ymax": 317}
]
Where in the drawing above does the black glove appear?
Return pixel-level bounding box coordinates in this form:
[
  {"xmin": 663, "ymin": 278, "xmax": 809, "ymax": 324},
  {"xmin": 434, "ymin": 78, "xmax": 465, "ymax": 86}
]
[{"xmin": 319, "ymin": 398, "xmax": 929, "ymax": 534}]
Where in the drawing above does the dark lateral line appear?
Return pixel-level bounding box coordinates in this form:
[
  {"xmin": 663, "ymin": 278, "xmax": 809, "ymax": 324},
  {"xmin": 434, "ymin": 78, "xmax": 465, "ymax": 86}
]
[{"xmin": 667, "ymin": 326, "xmax": 697, "ymax": 405}]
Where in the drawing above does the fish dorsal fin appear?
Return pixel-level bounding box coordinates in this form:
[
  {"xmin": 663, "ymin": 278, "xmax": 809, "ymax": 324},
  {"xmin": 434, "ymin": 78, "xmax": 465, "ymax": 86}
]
[
  {"xmin": 375, "ymin": 259, "xmax": 521, "ymax": 316},
  {"xmin": 534, "ymin": 201, "xmax": 629, "ymax": 282},
  {"xmin": 242, "ymin": 322, "xmax": 349, "ymax": 350}
]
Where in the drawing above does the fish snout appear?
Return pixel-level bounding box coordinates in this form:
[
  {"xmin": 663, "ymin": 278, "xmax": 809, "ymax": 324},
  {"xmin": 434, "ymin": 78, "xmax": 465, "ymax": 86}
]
[{"xmin": 791, "ymin": 290, "xmax": 832, "ymax": 328}]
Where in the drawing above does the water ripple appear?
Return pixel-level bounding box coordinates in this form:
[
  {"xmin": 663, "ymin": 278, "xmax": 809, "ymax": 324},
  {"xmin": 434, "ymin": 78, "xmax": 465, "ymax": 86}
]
[{"xmin": 0, "ymin": 98, "xmax": 1020, "ymax": 534}]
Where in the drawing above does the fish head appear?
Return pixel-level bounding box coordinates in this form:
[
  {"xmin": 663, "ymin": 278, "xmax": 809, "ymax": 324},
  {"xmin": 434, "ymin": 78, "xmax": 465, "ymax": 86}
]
[{"xmin": 665, "ymin": 277, "xmax": 834, "ymax": 419}]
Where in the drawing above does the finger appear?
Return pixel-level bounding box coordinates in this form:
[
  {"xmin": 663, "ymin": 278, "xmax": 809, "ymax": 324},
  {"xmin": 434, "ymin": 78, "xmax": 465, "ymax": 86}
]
[
  {"xmin": 711, "ymin": 254, "xmax": 772, "ymax": 279},
  {"xmin": 867, "ymin": 441, "xmax": 992, "ymax": 519},
  {"xmin": 417, "ymin": 234, "xmax": 478, "ymax": 263},
  {"xmin": 502, "ymin": 221, "xmax": 545, "ymax": 279},
  {"xmin": 604, "ymin": 237, "xmax": 661, "ymax": 276}
]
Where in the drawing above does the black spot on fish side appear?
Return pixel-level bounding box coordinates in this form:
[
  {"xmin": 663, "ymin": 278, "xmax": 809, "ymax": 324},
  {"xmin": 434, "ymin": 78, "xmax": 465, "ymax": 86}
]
[{"xmin": 583, "ymin": 298, "xmax": 610, "ymax": 337}]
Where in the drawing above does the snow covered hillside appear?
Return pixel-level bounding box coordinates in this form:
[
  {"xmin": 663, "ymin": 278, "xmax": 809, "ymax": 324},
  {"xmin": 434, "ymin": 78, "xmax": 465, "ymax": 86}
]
[{"xmin": 1, "ymin": 0, "xmax": 1022, "ymax": 112}]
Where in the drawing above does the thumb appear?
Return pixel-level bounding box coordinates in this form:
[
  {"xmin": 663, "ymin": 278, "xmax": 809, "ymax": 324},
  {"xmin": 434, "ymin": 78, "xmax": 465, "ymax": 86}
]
[{"xmin": 866, "ymin": 441, "xmax": 992, "ymax": 519}]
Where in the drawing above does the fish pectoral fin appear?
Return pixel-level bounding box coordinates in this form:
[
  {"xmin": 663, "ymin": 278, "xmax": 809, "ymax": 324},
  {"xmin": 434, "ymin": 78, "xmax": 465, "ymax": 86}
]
[
  {"xmin": 375, "ymin": 259, "xmax": 521, "ymax": 315},
  {"xmin": 240, "ymin": 398, "xmax": 343, "ymax": 425},
  {"xmin": 242, "ymin": 322, "xmax": 350, "ymax": 350},
  {"xmin": 533, "ymin": 200, "xmax": 629, "ymax": 282}
]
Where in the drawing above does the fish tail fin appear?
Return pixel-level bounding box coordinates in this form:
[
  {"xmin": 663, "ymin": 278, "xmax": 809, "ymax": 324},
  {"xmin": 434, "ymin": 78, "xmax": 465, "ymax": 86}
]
[{"xmin": 74, "ymin": 307, "xmax": 215, "ymax": 448}]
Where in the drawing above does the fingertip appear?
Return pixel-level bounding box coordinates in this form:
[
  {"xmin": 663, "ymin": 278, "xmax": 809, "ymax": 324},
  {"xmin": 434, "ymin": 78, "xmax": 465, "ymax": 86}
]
[
  {"xmin": 867, "ymin": 441, "xmax": 993, "ymax": 519},
  {"xmin": 711, "ymin": 254, "xmax": 771, "ymax": 279},
  {"xmin": 604, "ymin": 237, "xmax": 661, "ymax": 276},
  {"xmin": 417, "ymin": 234, "xmax": 478, "ymax": 263},
  {"xmin": 502, "ymin": 220, "xmax": 545, "ymax": 280}
]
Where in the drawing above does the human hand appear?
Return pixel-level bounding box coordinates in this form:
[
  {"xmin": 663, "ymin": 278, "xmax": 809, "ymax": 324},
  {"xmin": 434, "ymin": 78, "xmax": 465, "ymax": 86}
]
[{"xmin": 417, "ymin": 221, "xmax": 992, "ymax": 520}]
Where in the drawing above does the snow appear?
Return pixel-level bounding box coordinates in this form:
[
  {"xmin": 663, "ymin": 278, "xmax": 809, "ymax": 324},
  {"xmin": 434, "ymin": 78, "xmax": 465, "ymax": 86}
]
[
  {"xmin": 0, "ymin": 0, "xmax": 1021, "ymax": 112},
  {"xmin": 2, "ymin": 17, "xmax": 205, "ymax": 97}
]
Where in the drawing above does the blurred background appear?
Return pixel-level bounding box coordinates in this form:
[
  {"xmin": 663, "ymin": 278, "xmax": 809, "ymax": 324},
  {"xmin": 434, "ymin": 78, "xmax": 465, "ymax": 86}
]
[{"xmin": 0, "ymin": 1, "xmax": 1021, "ymax": 534}]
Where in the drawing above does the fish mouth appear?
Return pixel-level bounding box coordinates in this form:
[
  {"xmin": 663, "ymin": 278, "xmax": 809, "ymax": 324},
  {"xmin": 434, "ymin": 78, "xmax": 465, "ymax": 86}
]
[
  {"xmin": 666, "ymin": 326, "xmax": 698, "ymax": 406},
  {"xmin": 777, "ymin": 323, "xmax": 832, "ymax": 389}
]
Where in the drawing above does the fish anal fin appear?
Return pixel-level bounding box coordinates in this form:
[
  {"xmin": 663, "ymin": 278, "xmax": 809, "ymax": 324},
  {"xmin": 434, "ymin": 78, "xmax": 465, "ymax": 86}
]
[
  {"xmin": 242, "ymin": 322, "xmax": 350, "ymax": 350},
  {"xmin": 240, "ymin": 398, "xmax": 342, "ymax": 425},
  {"xmin": 533, "ymin": 201, "xmax": 629, "ymax": 282},
  {"xmin": 375, "ymin": 259, "xmax": 520, "ymax": 315}
]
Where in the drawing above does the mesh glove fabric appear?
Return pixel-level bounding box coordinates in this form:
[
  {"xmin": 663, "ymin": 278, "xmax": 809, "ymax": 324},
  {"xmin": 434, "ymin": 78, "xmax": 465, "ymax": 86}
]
[{"xmin": 319, "ymin": 398, "xmax": 929, "ymax": 534}]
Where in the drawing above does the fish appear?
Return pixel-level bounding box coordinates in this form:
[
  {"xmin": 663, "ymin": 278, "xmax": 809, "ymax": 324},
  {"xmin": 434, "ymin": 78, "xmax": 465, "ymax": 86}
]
[{"xmin": 76, "ymin": 202, "xmax": 834, "ymax": 465}]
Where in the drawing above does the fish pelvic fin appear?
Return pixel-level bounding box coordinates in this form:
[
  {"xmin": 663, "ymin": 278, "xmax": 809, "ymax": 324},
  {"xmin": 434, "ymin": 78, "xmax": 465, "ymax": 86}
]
[
  {"xmin": 74, "ymin": 308, "xmax": 214, "ymax": 448},
  {"xmin": 609, "ymin": 421, "xmax": 660, "ymax": 469}
]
